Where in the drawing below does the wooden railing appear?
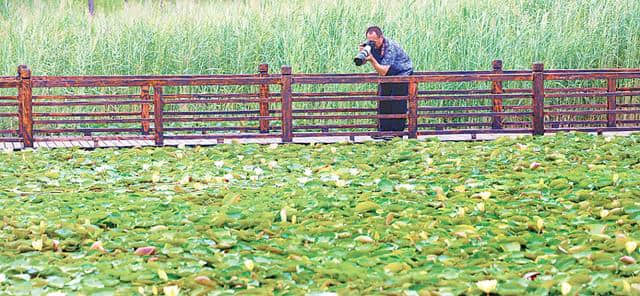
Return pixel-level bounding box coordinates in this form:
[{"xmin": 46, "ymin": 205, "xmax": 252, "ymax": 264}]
[{"xmin": 0, "ymin": 60, "xmax": 639, "ymax": 148}]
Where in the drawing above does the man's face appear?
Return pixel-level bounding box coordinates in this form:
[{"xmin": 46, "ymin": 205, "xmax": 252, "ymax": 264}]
[{"xmin": 366, "ymin": 32, "xmax": 383, "ymax": 49}]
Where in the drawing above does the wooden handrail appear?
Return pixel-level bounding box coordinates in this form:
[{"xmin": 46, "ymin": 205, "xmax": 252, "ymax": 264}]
[{"xmin": 1, "ymin": 62, "xmax": 639, "ymax": 147}]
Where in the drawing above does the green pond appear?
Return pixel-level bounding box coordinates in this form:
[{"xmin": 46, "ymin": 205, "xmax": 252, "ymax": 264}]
[{"xmin": 1, "ymin": 133, "xmax": 639, "ymax": 295}]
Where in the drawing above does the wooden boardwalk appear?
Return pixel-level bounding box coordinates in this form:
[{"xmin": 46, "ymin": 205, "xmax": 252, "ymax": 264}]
[{"xmin": 1, "ymin": 131, "xmax": 637, "ymax": 150}]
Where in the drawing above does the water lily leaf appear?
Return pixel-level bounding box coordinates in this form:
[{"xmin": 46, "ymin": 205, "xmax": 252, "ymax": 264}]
[
  {"xmin": 355, "ymin": 201, "xmax": 380, "ymax": 213},
  {"xmin": 377, "ymin": 179, "xmax": 395, "ymax": 193},
  {"xmin": 47, "ymin": 276, "xmax": 66, "ymax": 289},
  {"xmin": 502, "ymin": 242, "xmax": 521, "ymax": 252}
]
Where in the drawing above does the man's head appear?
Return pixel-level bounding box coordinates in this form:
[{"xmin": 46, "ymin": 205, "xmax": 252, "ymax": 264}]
[{"xmin": 365, "ymin": 26, "xmax": 384, "ymax": 49}]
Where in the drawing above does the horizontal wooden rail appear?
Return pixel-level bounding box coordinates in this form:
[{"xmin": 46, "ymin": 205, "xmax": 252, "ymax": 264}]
[{"xmin": 1, "ymin": 61, "xmax": 639, "ymax": 148}]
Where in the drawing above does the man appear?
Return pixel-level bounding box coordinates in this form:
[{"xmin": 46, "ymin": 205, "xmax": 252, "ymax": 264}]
[{"xmin": 359, "ymin": 26, "xmax": 413, "ymax": 138}]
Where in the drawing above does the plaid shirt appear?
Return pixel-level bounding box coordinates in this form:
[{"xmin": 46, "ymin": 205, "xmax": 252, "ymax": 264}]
[{"xmin": 371, "ymin": 38, "xmax": 413, "ymax": 76}]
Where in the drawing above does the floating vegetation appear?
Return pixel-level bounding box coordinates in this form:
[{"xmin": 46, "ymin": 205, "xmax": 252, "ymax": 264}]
[{"xmin": 1, "ymin": 133, "xmax": 639, "ymax": 295}]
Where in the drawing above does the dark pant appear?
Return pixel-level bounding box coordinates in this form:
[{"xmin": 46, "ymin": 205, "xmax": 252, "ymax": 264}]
[{"xmin": 378, "ymin": 82, "xmax": 408, "ymax": 131}]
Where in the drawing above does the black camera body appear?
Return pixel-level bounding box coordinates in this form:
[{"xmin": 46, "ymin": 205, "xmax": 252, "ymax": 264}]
[{"xmin": 354, "ymin": 40, "xmax": 376, "ymax": 66}]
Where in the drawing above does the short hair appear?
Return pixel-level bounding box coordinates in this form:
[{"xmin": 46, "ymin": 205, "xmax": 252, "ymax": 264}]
[{"xmin": 365, "ymin": 26, "xmax": 383, "ymax": 37}]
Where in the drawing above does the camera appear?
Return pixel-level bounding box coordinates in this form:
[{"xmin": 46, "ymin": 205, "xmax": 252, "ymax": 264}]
[{"xmin": 354, "ymin": 40, "xmax": 375, "ymax": 66}]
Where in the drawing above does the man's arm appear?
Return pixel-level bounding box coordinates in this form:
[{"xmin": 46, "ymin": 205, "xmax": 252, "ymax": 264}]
[{"xmin": 366, "ymin": 55, "xmax": 390, "ymax": 76}]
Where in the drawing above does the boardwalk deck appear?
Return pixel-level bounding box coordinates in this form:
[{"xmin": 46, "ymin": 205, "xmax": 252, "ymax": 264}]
[{"xmin": 0, "ymin": 131, "xmax": 637, "ymax": 150}]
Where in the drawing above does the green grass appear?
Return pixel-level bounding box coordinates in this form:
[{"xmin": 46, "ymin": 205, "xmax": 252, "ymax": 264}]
[
  {"xmin": 1, "ymin": 133, "xmax": 640, "ymax": 294},
  {"xmin": 0, "ymin": 0, "xmax": 639, "ymax": 132},
  {"xmin": 1, "ymin": 0, "xmax": 639, "ymax": 76}
]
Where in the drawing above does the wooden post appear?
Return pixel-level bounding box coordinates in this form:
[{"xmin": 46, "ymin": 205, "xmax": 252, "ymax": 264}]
[
  {"xmin": 607, "ymin": 78, "xmax": 617, "ymax": 127},
  {"xmin": 17, "ymin": 65, "xmax": 33, "ymax": 148},
  {"xmin": 141, "ymin": 85, "xmax": 151, "ymax": 135},
  {"xmin": 491, "ymin": 60, "xmax": 504, "ymax": 129},
  {"xmin": 258, "ymin": 64, "xmax": 270, "ymax": 133},
  {"xmin": 280, "ymin": 66, "xmax": 293, "ymax": 143},
  {"xmin": 153, "ymin": 86, "xmax": 164, "ymax": 146},
  {"xmin": 532, "ymin": 63, "xmax": 545, "ymax": 136},
  {"xmin": 407, "ymin": 79, "xmax": 418, "ymax": 138},
  {"xmin": 16, "ymin": 66, "xmax": 25, "ymax": 138}
]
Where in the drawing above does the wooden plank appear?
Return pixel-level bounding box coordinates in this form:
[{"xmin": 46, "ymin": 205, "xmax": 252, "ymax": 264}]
[
  {"xmin": 78, "ymin": 141, "xmax": 92, "ymax": 148},
  {"xmin": 33, "ymin": 76, "xmax": 281, "ymax": 88},
  {"xmin": 130, "ymin": 140, "xmax": 146, "ymax": 147}
]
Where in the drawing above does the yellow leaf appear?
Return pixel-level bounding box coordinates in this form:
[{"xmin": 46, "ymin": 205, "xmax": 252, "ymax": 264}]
[
  {"xmin": 179, "ymin": 175, "xmax": 190, "ymax": 185},
  {"xmin": 536, "ymin": 218, "xmax": 544, "ymax": 233},
  {"xmin": 476, "ymin": 202, "xmax": 485, "ymax": 212},
  {"xmin": 600, "ymin": 209, "xmax": 609, "ymax": 219},
  {"xmin": 456, "ymin": 207, "xmax": 465, "ymax": 218},
  {"xmin": 152, "ymin": 286, "xmax": 158, "ymax": 296},
  {"xmin": 280, "ymin": 208, "xmax": 287, "ymax": 223},
  {"xmin": 384, "ymin": 262, "xmax": 408, "ymax": 273},
  {"xmin": 625, "ymin": 241, "xmax": 637, "ymax": 254},
  {"xmin": 561, "ymin": 282, "xmax": 572, "ymax": 296},
  {"xmin": 32, "ymin": 239, "xmax": 43, "ymax": 251},
  {"xmin": 355, "ymin": 236, "xmax": 374, "ymax": 243},
  {"xmin": 138, "ymin": 286, "xmax": 145, "ymax": 295},
  {"xmin": 472, "ymin": 191, "xmax": 491, "ymax": 200},
  {"xmin": 158, "ymin": 269, "xmax": 168, "ymax": 281},
  {"xmin": 623, "ymin": 280, "xmax": 631, "ymax": 294},
  {"xmin": 453, "ymin": 231, "xmax": 467, "ymax": 238},
  {"xmin": 163, "ymin": 285, "xmax": 179, "ymax": 296},
  {"xmin": 432, "ymin": 186, "xmax": 447, "ymax": 200},
  {"xmin": 476, "ymin": 279, "xmax": 497, "ymax": 294},
  {"xmin": 453, "ymin": 185, "xmax": 466, "ymax": 193},
  {"xmin": 244, "ymin": 259, "xmax": 255, "ymax": 271},
  {"xmin": 152, "ymin": 172, "xmax": 160, "ymax": 183}
]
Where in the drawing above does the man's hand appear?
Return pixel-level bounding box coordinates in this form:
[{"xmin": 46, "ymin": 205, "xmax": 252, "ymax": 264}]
[{"xmin": 365, "ymin": 53, "xmax": 375, "ymax": 62}]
